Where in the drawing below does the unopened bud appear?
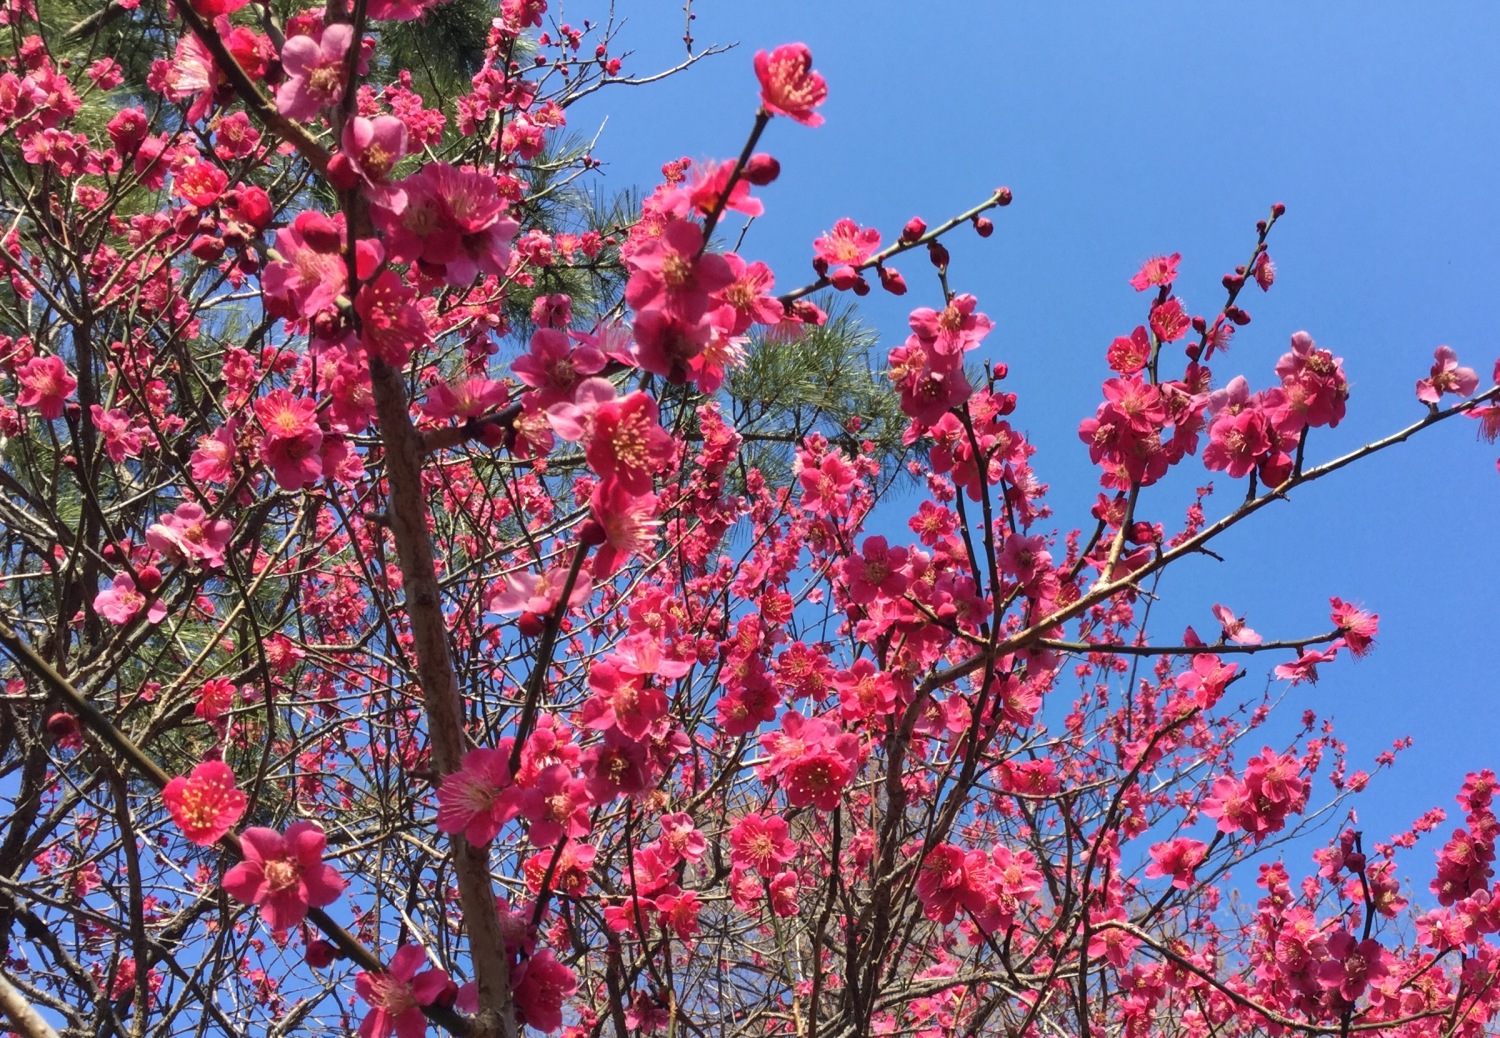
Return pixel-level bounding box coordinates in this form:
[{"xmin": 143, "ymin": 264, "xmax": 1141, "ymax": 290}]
[
  {"xmin": 46, "ymin": 712, "xmax": 78, "ymax": 741},
  {"xmin": 1222, "ymin": 273, "xmax": 1244, "ymax": 291},
  {"xmin": 901, "ymin": 217, "xmax": 927, "ymax": 244},
  {"xmin": 1271, "ymin": 202, "xmax": 1287, "ymax": 217},
  {"xmin": 743, "ymin": 153, "xmax": 780, "ymax": 186},
  {"xmin": 579, "ymin": 519, "xmax": 607, "ymax": 546},
  {"xmin": 137, "ymin": 564, "xmax": 162, "ymax": 591},
  {"xmin": 973, "ymin": 216, "xmax": 994, "ymax": 237},
  {"xmin": 851, "ymin": 275, "xmax": 871, "ymax": 296},
  {"xmin": 517, "ymin": 612, "xmax": 545, "ymax": 638},
  {"xmin": 325, "ymin": 153, "xmax": 360, "ymax": 192},
  {"xmin": 995, "ymin": 186, "xmax": 1013, "ymax": 205},
  {"xmin": 927, "ymin": 241, "xmax": 950, "ymax": 269},
  {"xmin": 305, "ymin": 940, "xmax": 341, "ymax": 969},
  {"xmin": 878, "ymin": 266, "xmax": 907, "ymax": 295},
  {"xmin": 1226, "ymin": 306, "xmax": 1251, "ymax": 326},
  {"xmin": 295, "ymin": 212, "xmax": 343, "ymax": 253}
]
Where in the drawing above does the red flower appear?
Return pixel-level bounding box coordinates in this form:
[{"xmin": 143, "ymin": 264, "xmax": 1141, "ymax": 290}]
[
  {"xmin": 163, "ymin": 761, "xmax": 246, "ymax": 846},
  {"xmin": 355, "ymin": 944, "xmax": 451, "ymax": 1038},
  {"xmin": 754, "ymin": 44, "xmax": 828, "ymax": 127},
  {"xmin": 222, "ymin": 822, "xmax": 346, "ymax": 932},
  {"xmin": 1128, "ymin": 252, "xmax": 1181, "ymax": 292}
]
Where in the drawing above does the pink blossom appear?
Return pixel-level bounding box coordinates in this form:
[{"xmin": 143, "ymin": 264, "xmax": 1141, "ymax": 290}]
[
  {"xmin": 1416, "ymin": 345, "xmax": 1480, "ymax": 404},
  {"xmin": 1329, "ymin": 597, "xmax": 1378, "ymax": 657},
  {"xmin": 376, "ymin": 162, "xmax": 519, "ymax": 285},
  {"xmin": 337, "ymin": 115, "xmax": 407, "ymax": 208},
  {"xmin": 587, "ymin": 480, "xmax": 659, "ymax": 578},
  {"xmin": 146, "ymin": 503, "xmax": 233, "ymax": 569},
  {"xmin": 275, "ymin": 24, "xmax": 354, "ymax": 121},
  {"xmin": 813, "ymin": 218, "xmax": 880, "ymax": 287},
  {"xmin": 1211, "ymin": 603, "xmax": 1261, "ymax": 645},
  {"xmin": 191, "ymin": 422, "xmax": 239, "ymax": 483},
  {"xmin": 90, "ymin": 406, "xmax": 146, "ymax": 462},
  {"xmin": 162, "ymin": 760, "xmax": 246, "ymax": 846},
  {"xmin": 755, "ymin": 44, "xmax": 827, "ymax": 126},
  {"xmin": 1274, "ymin": 644, "xmax": 1341, "ymax": 685},
  {"xmin": 354, "ymin": 944, "xmax": 451, "ymax": 1038},
  {"xmin": 510, "ymin": 949, "xmax": 576, "ymax": 1033},
  {"xmin": 1128, "ymin": 253, "xmax": 1181, "ymax": 292},
  {"xmin": 841, "ymin": 535, "xmax": 909, "ymax": 606},
  {"xmin": 1144, "ymin": 838, "xmax": 1208, "ymax": 890},
  {"xmin": 16, "ymin": 355, "xmax": 75, "ymax": 419},
  {"xmin": 624, "ymin": 219, "xmax": 734, "ymax": 320},
  {"xmin": 436, "ymin": 747, "xmax": 518, "ymax": 846},
  {"xmin": 222, "ymin": 822, "xmax": 346, "ymax": 932},
  {"xmin": 95, "ymin": 574, "xmax": 166, "ymax": 625},
  {"xmin": 261, "ymin": 211, "xmax": 349, "ymax": 319},
  {"xmin": 254, "ymin": 390, "xmax": 323, "ymax": 491}
]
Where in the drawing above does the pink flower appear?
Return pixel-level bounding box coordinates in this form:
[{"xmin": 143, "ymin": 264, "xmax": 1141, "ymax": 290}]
[
  {"xmin": 510, "ymin": 949, "xmax": 577, "ymax": 1033},
  {"xmin": 841, "ymin": 535, "xmax": 909, "ymax": 606},
  {"xmin": 94, "ymin": 574, "xmax": 166, "ymax": 625},
  {"xmin": 1144, "ymin": 838, "xmax": 1208, "ymax": 890},
  {"xmin": 275, "ymin": 24, "xmax": 354, "ymax": 121},
  {"xmin": 222, "ymin": 822, "xmax": 346, "ymax": 932},
  {"xmin": 1416, "ymin": 345, "xmax": 1480, "ymax": 404},
  {"xmin": 260, "ymin": 211, "xmax": 349, "ymax": 319},
  {"xmin": 146, "ymin": 502, "xmax": 233, "ymax": 569},
  {"xmin": 1317, "ymin": 930, "xmax": 1388, "ymax": 1003},
  {"xmin": 255, "ymin": 390, "xmax": 323, "ymax": 490},
  {"xmin": 1211, "ymin": 603, "xmax": 1260, "ymax": 646},
  {"xmin": 548, "ymin": 380, "xmax": 674, "ymax": 495},
  {"xmin": 754, "ymin": 44, "xmax": 828, "ymax": 127},
  {"xmin": 355, "ymin": 945, "xmax": 451, "ymax": 1038},
  {"xmin": 376, "ymin": 162, "xmax": 519, "ymax": 285},
  {"xmin": 337, "ymin": 115, "xmax": 408, "ymax": 208},
  {"xmin": 436, "ymin": 747, "xmax": 519, "ymax": 846},
  {"xmin": 90, "ymin": 406, "xmax": 146, "ymax": 462},
  {"xmin": 624, "ymin": 219, "xmax": 734, "ymax": 321},
  {"xmin": 195, "ymin": 677, "xmax": 236, "ymax": 722},
  {"xmin": 191, "ymin": 422, "xmax": 239, "ymax": 483},
  {"xmin": 813, "ymin": 218, "xmax": 880, "ymax": 288},
  {"xmin": 1329, "ymin": 597, "xmax": 1378, "ymax": 658},
  {"xmin": 1128, "ymin": 253, "xmax": 1181, "ymax": 292},
  {"xmin": 1274, "ymin": 644, "xmax": 1340, "ymax": 686},
  {"xmin": 16, "ymin": 355, "xmax": 75, "ymax": 419},
  {"xmin": 1106, "ymin": 326, "xmax": 1151, "ymax": 375},
  {"xmin": 162, "ymin": 760, "xmax": 246, "ymax": 846}
]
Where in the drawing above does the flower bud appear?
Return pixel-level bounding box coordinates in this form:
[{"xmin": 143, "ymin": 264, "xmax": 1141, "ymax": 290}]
[
  {"xmin": 1271, "ymin": 201, "xmax": 1287, "ymax": 217},
  {"xmin": 325, "ymin": 153, "xmax": 360, "ymax": 192},
  {"xmin": 829, "ymin": 265, "xmax": 861, "ymax": 291},
  {"xmin": 189, "ymin": 236, "xmax": 226, "ymax": 262},
  {"xmin": 927, "ymin": 241, "xmax": 950, "ymax": 269},
  {"xmin": 995, "ymin": 186, "xmax": 1013, "ymax": 205},
  {"xmin": 294, "ymin": 211, "xmax": 343, "ymax": 253},
  {"xmin": 579, "ymin": 519, "xmax": 607, "ymax": 546},
  {"xmin": 517, "ymin": 612, "xmax": 545, "ymax": 638},
  {"xmin": 973, "ymin": 216, "xmax": 994, "ymax": 237},
  {"xmin": 851, "ymin": 275, "xmax": 871, "ymax": 296},
  {"xmin": 137, "ymin": 565, "xmax": 163, "ymax": 591},
  {"xmin": 46, "ymin": 712, "xmax": 78, "ymax": 741},
  {"xmin": 1226, "ymin": 306, "xmax": 1251, "ymax": 326},
  {"xmin": 901, "ymin": 217, "xmax": 927, "ymax": 243},
  {"xmin": 743, "ymin": 153, "xmax": 780, "ymax": 186},
  {"xmin": 878, "ymin": 266, "xmax": 907, "ymax": 295},
  {"xmin": 305, "ymin": 940, "xmax": 340, "ymax": 969}
]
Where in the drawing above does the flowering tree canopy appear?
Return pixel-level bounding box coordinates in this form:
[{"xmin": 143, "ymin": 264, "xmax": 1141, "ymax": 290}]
[{"xmin": 1, "ymin": 4, "xmax": 1499, "ymax": 1038}]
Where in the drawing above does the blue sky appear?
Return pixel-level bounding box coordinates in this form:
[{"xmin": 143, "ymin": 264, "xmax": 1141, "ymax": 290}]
[{"xmin": 574, "ymin": 5, "xmax": 1500, "ymax": 859}]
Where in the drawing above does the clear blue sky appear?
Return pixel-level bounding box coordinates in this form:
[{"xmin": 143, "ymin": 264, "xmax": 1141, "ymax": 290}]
[{"xmin": 573, "ymin": 5, "xmax": 1500, "ymax": 863}]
